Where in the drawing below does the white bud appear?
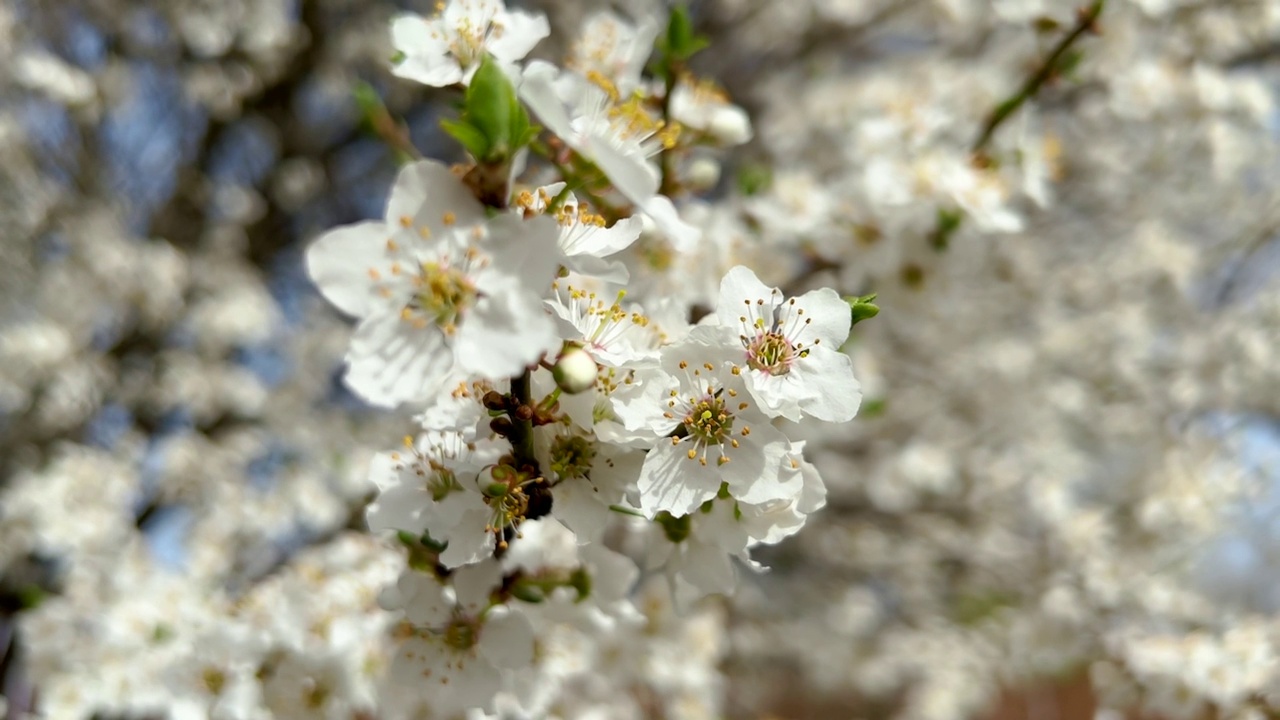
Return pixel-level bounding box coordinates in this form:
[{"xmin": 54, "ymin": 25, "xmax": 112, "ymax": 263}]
[
  {"xmin": 708, "ymin": 106, "xmax": 752, "ymax": 146},
  {"xmin": 552, "ymin": 345, "xmax": 598, "ymax": 394},
  {"xmin": 686, "ymin": 157, "xmax": 721, "ymax": 191}
]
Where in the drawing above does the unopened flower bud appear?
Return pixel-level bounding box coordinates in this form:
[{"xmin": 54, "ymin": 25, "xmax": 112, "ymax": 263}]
[
  {"xmin": 709, "ymin": 106, "xmax": 752, "ymax": 146},
  {"xmin": 686, "ymin": 157, "xmax": 721, "ymax": 191},
  {"xmin": 490, "ymin": 416, "xmax": 514, "ymax": 436},
  {"xmin": 552, "ymin": 345, "xmax": 598, "ymax": 394}
]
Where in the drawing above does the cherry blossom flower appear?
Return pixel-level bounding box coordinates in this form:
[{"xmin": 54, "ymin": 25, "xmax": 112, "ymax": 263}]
[
  {"xmin": 306, "ymin": 160, "xmax": 560, "ymax": 407},
  {"xmin": 391, "ymin": 0, "xmax": 549, "ymax": 87},
  {"xmin": 382, "ymin": 561, "xmax": 534, "ymax": 716},
  {"xmin": 712, "ymin": 265, "xmax": 862, "ymax": 423},
  {"xmin": 613, "ymin": 333, "xmax": 792, "ymax": 516},
  {"xmin": 519, "ymin": 61, "xmax": 701, "ymax": 249},
  {"xmin": 514, "ymin": 184, "xmax": 643, "ymax": 284}
]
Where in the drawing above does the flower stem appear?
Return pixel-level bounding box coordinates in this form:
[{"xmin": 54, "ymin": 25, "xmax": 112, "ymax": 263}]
[
  {"xmin": 659, "ymin": 62, "xmax": 681, "ymax": 196},
  {"xmin": 971, "ymin": 0, "xmax": 1105, "ymax": 154},
  {"xmin": 508, "ymin": 370, "xmax": 538, "ymax": 467}
]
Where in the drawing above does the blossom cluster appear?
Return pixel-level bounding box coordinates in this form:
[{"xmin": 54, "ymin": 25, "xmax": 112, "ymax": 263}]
[
  {"xmin": 303, "ymin": 3, "xmax": 860, "ymax": 712},
  {"xmin": 7, "ymin": 0, "xmax": 1280, "ymax": 718}
]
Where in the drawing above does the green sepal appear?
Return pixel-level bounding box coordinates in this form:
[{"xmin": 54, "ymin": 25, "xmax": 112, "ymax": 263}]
[
  {"xmin": 510, "ymin": 578, "xmax": 547, "ymax": 604},
  {"xmin": 845, "ymin": 293, "xmax": 880, "ymax": 326},
  {"xmin": 655, "ymin": 510, "xmax": 692, "ymax": 544},
  {"xmin": 569, "ymin": 567, "xmax": 592, "ymax": 603}
]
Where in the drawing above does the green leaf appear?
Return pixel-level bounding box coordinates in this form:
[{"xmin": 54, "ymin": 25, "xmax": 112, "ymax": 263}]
[
  {"xmin": 441, "ymin": 54, "xmax": 536, "ymax": 166},
  {"xmin": 465, "ymin": 56, "xmax": 515, "ymax": 160},
  {"xmin": 353, "ymin": 81, "xmax": 383, "ymax": 120},
  {"xmin": 441, "ymin": 118, "xmax": 490, "ymax": 160},
  {"xmin": 929, "ymin": 207, "xmax": 965, "ymax": 251},
  {"xmin": 736, "ymin": 162, "xmax": 772, "ymax": 196},
  {"xmin": 654, "ymin": 3, "xmax": 710, "ymax": 76},
  {"xmin": 860, "ymin": 398, "xmax": 888, "ymax": 417}
]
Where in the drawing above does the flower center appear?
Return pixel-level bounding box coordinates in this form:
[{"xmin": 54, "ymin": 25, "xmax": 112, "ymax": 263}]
[
  {"xmin": 682, "ymin": 394, "xmax": 733, "ymax": 446},
  {"xmin": 202, "ymin": 667, "xmax": 226, "ymax": 694},
  {"xmin": 550, "ymin": 435, "xmax": 596, "ymax": 480},
  {"xmin": 444, "ymin": 617, "xmax": 479, "ymax": 651},
  {"xmin": 410, "ymin": 261, "xmax": 476, "ymax": 333},
  {"xmin": 746, "ymin": 332, "xmax": 795, "ymax": 376},
  {"xmin": 427, "ymin": 465, "xmax": 460, "ymax": 502},
  {"xmin": 608, "ymin": 96, "xmax": 680, "ymax": 151}
]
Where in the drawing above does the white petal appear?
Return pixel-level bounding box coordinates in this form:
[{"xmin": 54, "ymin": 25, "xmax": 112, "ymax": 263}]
[
  {"xmin": 306, "ymin": 221, "xmax": 392, "ymax": 318},
  {"xmin": 455, "ymin": 288, "xmax": 558, "ymax": 380},
  {"xmin": 390, "ymin": 15, "xmax": 462, "ymax": 87},
  {"xmin": 567, "ymin": 215, "xmax": 644, "ymax": 258},
  {"xmin": 795, "ymin": 286, "xmax": 853, "ymax": 347},
  {"xmin": 680, "ymin": 539, "xmax": 736, "ymax": 595},
  {"xmin": 716, "ymin": 265, "xmax": 776, "ymax": 326},
  {"xmin": 637, "ymin": 194, "xmax": 701, "ymax": 251},
  {"xmin": 483, "ymin": 213, "xmax": 560, "ymax": 282},
  {"xmin": 745, "ymin": 371, "xmax": 805, "ymax": 422},
  {"xmin": 797, "ymin": 345, "xmax": 862, "ymax": 422},
  {"xmin": 385, "ymin": 160, "xmax": 485, "ymax": 237},
  {"xmin": 519, "ymin": 61, "xmax": 576, "ymax": 141},
  {"xmin": 487, "ymin": 11, "xmax": 550, "ymax": 62},
  {"xmin": 451, "ymin": 560, "xmax": 504, "ymax": 613},
  {"xmin": 589, "ymin": 135, "xmax": 660, "ymax": 206},
  {"xmin": 637, "ymin": 443, "xmax": 722, "ymax": 516},
  {"xmin": 479, "ymin": 610, "xmax": 535, "ymax": 669},
  {"xmin": 344, "ymin": 313, "xmax": 454, "ymax": 407}
]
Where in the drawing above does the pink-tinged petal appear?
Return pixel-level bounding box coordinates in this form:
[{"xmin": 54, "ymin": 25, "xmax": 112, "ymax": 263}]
[
  {"xmin": 796, "ymin": 345, "xmax": 861, "ymax": 422},
  {"xmin": 487, "ymin": 11, "xmax": 549, "ymax": 62},
  {"xmin": 479, "ymin": 610, "xmax": 535, "ymax": 669},
  {"xmin": 306, "ymin": 221, "xmax": 392, "ymax": 318},
  {"xmin": 344, "ymin": 313, "xmax": 454, "ymax": 408},
  {"xmin": 385, "ymin": 160, "xmax": 485, "ymax": 237}
]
